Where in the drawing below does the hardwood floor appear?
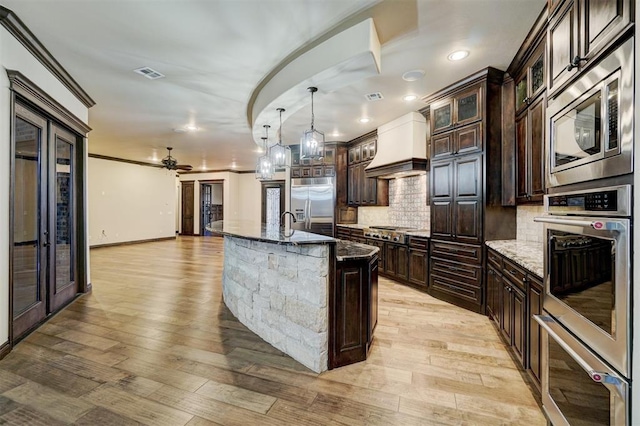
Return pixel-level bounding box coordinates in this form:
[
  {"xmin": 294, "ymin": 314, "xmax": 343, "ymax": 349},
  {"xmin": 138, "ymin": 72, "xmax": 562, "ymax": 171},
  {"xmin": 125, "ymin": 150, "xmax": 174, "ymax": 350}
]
[{"xmin": 0, "ymin": 236, "xmax": 545, "ymax": 425}]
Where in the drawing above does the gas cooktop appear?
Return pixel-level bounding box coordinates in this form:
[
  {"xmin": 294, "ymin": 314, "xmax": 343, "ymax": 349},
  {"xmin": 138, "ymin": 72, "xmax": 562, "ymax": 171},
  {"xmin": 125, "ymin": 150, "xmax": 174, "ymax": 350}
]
[{"xmin": 363, "ymin": 225, "xmax": 417, "ymax": 243}]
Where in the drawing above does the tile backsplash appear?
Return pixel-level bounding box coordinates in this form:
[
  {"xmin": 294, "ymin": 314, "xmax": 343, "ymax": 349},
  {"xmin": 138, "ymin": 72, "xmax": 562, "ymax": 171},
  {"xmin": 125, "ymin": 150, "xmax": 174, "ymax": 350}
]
[
  {"xmin": 358, "ymin": 206, "xmax": 389, "ymax": 225},
  {"xmin": 389, "ymin": 175, "xmax": 430, "ymax": 229},
  {"xmin": 516, "ymin": 205, "xmax": 544, "ymax": 244}
]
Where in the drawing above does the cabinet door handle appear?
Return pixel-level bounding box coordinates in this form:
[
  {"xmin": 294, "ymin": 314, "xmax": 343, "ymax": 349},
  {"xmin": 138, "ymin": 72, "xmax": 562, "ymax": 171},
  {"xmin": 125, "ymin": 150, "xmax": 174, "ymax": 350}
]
[
  {"xmin": 509, "ymin": 269, "xmax": 517, "ymax": 275},
  {"xmin": 566, "ymin": 56, "xmax": 588, "ymax": 71}
]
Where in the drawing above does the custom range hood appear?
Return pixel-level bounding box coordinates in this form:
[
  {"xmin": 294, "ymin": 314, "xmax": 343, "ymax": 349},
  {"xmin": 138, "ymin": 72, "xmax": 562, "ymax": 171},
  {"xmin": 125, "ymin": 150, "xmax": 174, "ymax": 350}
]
[{"xmin": 365, "ymin": 112, "xmax": 428, "ymax": 179}]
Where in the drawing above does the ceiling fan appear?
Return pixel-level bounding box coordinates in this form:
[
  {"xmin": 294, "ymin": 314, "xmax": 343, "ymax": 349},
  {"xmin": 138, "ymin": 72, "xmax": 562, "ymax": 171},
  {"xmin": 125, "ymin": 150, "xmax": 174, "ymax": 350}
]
[{"xmin": 160, "ymin": 147, "xmax": 193, "ymax": 171}]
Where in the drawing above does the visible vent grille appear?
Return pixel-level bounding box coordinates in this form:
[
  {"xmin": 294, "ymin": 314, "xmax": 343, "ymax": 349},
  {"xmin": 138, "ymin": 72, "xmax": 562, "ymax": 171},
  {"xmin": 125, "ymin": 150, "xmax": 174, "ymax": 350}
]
[
  {"xmin": 133, "ymin": 67, "xmax": 165, "ymax": 80},
  {"xmin": 365, "ymin": 92, "xmax": 384, "ymax": 101}
]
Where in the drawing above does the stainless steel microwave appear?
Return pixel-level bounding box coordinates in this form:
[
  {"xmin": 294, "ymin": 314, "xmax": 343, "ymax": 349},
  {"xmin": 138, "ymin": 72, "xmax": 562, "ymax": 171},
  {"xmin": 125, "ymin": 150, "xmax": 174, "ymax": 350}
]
[{"xmin": 546, "ymin": 37, "xmax": 633, "ymax": 188}]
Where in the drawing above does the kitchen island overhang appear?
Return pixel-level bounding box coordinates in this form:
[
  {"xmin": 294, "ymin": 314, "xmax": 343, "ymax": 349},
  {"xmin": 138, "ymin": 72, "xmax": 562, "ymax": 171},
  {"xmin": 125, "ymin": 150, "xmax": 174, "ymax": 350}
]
[{"xmin": 211, "ymin": 221, "xmax": 378, "ymax": 373}]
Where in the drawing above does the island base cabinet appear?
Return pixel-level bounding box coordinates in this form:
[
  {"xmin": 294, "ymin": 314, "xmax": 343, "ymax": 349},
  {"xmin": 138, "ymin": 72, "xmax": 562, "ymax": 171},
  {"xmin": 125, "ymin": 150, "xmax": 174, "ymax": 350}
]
[{"xmin": 330, "ymin": 254, "xmax": 379, "ymax": 369}]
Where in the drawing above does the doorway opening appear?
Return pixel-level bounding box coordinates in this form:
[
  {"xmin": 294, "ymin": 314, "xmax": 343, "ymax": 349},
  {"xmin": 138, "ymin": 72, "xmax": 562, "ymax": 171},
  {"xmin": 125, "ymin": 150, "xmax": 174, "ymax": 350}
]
[
  {"xmin": 201, "ymin": 181, "xmax": 224, "ymax": 235},
  {"xmin": 261, "ymin": 181, "xmax": 285, "ymax": 226}
]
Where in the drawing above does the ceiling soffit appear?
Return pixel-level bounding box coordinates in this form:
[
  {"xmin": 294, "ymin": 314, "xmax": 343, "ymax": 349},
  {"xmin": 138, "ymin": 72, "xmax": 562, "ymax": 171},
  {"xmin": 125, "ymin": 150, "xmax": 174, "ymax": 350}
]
[{"xmin": 249, "ymin": 18, "xmax": 381, "ymax": 145}]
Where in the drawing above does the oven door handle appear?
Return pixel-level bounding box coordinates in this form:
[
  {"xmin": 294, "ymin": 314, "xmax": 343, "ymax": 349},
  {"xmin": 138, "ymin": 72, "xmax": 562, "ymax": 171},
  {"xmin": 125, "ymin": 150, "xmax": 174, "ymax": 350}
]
[
  {"xmin": 534, "ymin": 216, "xmax": 624, "ymax": 231},
  {"xmin": 534, "ymin": 315, "xmax": 626, "ymax": 399}
]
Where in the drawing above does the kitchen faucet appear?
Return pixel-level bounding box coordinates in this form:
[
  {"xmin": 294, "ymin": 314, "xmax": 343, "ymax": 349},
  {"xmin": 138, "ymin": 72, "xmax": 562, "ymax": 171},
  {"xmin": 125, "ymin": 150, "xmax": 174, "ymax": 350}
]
[{"xmin": 280, "ymin": 211, "xmax": 297, "ymax": 227}]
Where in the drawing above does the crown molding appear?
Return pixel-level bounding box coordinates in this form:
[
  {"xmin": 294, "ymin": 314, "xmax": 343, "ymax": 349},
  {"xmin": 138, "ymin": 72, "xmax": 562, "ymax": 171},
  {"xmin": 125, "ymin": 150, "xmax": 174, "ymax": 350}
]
[{"xmin": 0, "ymin": 6, "xmax": 95, "ymax": 108}]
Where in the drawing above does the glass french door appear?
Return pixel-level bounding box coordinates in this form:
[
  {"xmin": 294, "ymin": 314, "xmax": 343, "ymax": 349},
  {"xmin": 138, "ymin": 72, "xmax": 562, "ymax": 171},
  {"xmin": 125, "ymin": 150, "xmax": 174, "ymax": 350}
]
[{"xmin": 12, "ymin": 103, "xmax": 78, "ymax": 340}]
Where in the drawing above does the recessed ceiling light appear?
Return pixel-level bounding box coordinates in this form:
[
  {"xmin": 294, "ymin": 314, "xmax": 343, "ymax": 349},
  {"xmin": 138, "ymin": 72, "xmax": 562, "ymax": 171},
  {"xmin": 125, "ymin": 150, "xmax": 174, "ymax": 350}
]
[
  {"xmin": 331, "ymin": 131, "xmax": 341, "ymax": 137},
  {"xmin": 173, "ymin": 128, "xmax": 186, "ymax": 133},
  {"xmin": 185, "ymin": 125, "xmax": 199, "ymax": 132},
  {"xmin": 403, "ymin": 94, "xmax": 418, "ymax": 102},
  {"xmin": 448, "ymin": 50, "xmax": 469, "ymax": 61},
  {"xmin": 358, "ymin": 117, "xmax": 371, "ymax": 124},
  {"xmin": 402, "ymin": 69, "xmax": 425, "ymax": 81}
]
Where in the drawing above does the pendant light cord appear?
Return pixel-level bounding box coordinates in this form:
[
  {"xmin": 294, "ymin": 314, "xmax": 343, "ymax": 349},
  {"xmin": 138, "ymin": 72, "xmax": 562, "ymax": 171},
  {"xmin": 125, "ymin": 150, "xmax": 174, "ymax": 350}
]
[{"xmin": 310, "ymin": 90, "xmax": 315, "ymax": 131}]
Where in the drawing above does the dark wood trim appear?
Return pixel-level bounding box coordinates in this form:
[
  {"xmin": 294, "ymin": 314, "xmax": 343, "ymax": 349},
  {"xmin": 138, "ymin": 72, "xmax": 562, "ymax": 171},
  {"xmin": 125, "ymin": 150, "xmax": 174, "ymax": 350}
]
[
  {"xmin": 422, "ymin": 67, "xmax": 504, "ymax": 104},
  {"xmin": 179, "ymin": 169, "xmax": 243, "ymax": 174},
  {"xmin": 8, "ymin": 91, "xmax": 16, "ymax": 346},
  {"xmin": 90, "ymin": 236, "xmax": 177, "ymax": 249},
  {"xmin": 0, "ymin": 6, "xmax": 95, "ymax": 108},
  {"xmin": 363, "ymin": 158, "xmax": 429, "ymax": 178},
  {"xmin": 13, "ymin": 240, "xmax": 37, "ymax": 247},
  {"xmin": 507, "ymin": 6, "xmax": 549, "ymax": 75},
  {"xmin": 0, "ymin": 341, "xmax": 11, "ymax": 361},
  {"xmin": 347, "ymin": 130, "xmax": 377, "ymax": 146},
  {"xmin": 15, "ymin": 154, "xmax": 37, "ymax": 161},
  {"xmin": 77, "ymin": 137, "xmax": 90, "ymax": 294},
  {"xmin": 7, "ymin": 70, "xmax": 91, "ymax": 135},
  {"xmin": 88, "ymin": 153, "xmax": 165, "ymax": 169}
]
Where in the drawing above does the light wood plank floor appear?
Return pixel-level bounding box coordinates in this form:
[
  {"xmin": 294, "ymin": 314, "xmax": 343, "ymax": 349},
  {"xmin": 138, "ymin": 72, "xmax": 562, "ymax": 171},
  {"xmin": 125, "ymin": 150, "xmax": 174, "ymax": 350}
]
[{"xmin": 0, "ymin": 236, "xmax": 545, "ymax": 425}]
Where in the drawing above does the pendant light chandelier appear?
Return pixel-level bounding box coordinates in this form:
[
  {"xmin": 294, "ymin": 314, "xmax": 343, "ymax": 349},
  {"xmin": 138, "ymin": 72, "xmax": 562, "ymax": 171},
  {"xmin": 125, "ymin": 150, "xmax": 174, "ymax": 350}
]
[
  {"xmin": 255, "ymin": 125, "xmax": 275, "ymax": 180},
  {"xmin": 270, "ymin": 107, "xmax": 291, "ymax": 168},
  {"xmin": 300, "ymin": 87, "xmax": 325, "ymax": 160}
]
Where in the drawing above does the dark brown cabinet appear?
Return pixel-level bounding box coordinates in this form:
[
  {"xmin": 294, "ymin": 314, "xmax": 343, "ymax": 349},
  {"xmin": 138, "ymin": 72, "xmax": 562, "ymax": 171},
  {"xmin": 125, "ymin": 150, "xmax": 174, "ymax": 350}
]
[
  {"xmin": 384, "ymin": 243, "xmax": 408, "ymax": 281},
  {"xmin": 430, "ymin": 82, "xmax": 482, "ymax": 134},
  {"xmin": 331, "ymin": 252, "xmax": 378, "ymax": 369},
  {"xmin": 408, "ymin": 237, "xmax": 429, "ymax": 288},
  {"xmin": 515, "ymin": 94, "xmax": 545, "ymax": 204},
  {"xmin": 346, "ymin": 135, "xmax": 388, "ymax": 206},
  {"xmin": 431, "ymin": 122, "xmax": 482, "ymax": 159},
  {"xmin": 548, "ymin": 0, "xmax": 580, "ymax": 94},
  {"xmin": 528, "ymin": 274, "xmax": 543, "ymax": 390},
  {"xmin": 290, "ymin": 145, "xmax": 336, "ymax": 178},
  {"xmin": 548, "ymin": 0, "xmax": 633, "ymax": 96},
  {"xmin": 486, "ymin": 247, "xmax": 543, "ymax": 397},
  {"xmin": 431, "ymin": 154, "xmax": 482, "ymax": 243},
  {"xmin": 425, "ymin": 68, "xmax": 515, "ymax": 314}
]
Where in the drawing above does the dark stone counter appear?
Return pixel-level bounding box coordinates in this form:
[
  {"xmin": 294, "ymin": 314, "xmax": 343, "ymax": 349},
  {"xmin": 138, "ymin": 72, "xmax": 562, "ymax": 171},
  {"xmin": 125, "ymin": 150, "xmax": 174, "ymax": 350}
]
[
  {"xmin": 336, "ymin": 240, "xmax": 379, "ymax": 261},
  {"xmin": 208, "ymin": 221, "xmax": 336, "ymax": 245}
]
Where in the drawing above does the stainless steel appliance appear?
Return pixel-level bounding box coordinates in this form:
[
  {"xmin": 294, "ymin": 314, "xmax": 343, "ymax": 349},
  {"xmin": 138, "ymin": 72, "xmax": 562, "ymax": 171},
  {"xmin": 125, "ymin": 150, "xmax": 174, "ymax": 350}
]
[
  {"xmin": 534, "ymin": 184, "xmax": 631, "ymax": 425},
  {"xmin": 546, "ymin": 37, "xmax": 633, "ymax": 188},
  {"xmin": 363, "ymin": 226, "xmax": 413, "ymax": 244},
  {"xmin": 535, "ymin": 184, "xmax": 631, "ymax": 376},
  {"xmin": 290, "ymin": 177, "xmax": 335, "ymax": 237},
  {"xmin": 535, "ymin": 315, "xmax": 629, "ymax": 426}
]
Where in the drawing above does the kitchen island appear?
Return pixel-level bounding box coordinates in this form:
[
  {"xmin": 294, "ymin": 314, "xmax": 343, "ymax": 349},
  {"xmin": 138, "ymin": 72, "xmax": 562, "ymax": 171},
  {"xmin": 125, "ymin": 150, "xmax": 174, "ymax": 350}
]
[{"xmin": 210, "ymin": 221, "xmax": 378, "ymax": 373}]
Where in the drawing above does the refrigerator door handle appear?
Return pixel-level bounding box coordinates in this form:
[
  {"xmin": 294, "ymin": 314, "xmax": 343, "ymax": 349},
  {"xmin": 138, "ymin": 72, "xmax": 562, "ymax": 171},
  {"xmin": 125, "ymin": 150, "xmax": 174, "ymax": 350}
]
[{"xmin": 306, "ymin": 199, "xmax": 311, "ymax": 229}]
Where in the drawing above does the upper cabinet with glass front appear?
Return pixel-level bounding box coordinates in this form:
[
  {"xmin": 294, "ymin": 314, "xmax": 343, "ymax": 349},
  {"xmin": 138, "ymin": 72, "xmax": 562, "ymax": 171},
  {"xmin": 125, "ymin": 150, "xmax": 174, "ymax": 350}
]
[
  {"xmin": 430, "ymin": 83, "xmax": 482, "ymax": 135},
  {"xmin": 515, "ymin": 42, "xmax": 546, "ymax": 115}
]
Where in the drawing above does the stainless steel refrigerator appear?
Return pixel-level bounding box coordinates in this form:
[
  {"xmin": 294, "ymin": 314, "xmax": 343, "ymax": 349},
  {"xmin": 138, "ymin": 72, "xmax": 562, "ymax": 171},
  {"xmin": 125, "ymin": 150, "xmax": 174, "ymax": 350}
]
[{"xmin": 290, "ymin": 177, "xmax": 335, "ymax": 237}]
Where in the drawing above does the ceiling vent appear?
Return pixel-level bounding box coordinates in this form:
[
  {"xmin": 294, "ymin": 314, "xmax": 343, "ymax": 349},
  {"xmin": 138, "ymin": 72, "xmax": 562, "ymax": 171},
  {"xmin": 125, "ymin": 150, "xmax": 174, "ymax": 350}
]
[
  {"xmin": 133, "ymin": 67, "xmax": 165, "ymax": 80},
  {"xmin": 365, "ymin": 92, "xmax": 384, "ymax": 101}
]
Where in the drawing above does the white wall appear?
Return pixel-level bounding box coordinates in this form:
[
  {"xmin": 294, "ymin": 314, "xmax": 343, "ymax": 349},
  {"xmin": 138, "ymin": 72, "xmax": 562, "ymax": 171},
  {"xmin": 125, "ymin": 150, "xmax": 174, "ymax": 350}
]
[
  {"xmin": 0, "ymin": 25, "xmax": 89, "ymax": 345},
  {"xmin": 178, "ymin": 171, "xmax": 287, "ymax": 233},
  {"xmin": 88, "ymin": 158, "xmax": 175, "ymax": 246},
  {"xmin": 211, "ymin": 183, "xmax": 223, "ymax": 204}
]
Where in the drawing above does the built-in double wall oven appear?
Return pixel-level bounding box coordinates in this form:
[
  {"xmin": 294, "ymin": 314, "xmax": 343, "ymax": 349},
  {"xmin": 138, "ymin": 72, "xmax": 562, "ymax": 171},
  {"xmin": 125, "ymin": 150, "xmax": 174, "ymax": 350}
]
[
  {"xmin": 535, "ymin": 185, "xmax": 631, "ymax": 425},
  {"xmin": 546, "ymin": 37, "xmax": 634, "ymax": 188}
]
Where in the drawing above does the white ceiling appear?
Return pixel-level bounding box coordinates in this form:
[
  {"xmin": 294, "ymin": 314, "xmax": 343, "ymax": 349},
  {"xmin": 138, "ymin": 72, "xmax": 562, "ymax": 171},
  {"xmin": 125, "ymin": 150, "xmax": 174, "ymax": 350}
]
[{"xmin": 2, "ymin": 0, "xmax": 545, "ymax": 171}]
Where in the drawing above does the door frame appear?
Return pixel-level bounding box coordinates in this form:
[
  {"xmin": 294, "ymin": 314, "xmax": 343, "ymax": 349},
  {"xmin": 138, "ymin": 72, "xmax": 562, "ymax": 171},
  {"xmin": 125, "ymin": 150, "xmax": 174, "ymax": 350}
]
[
  {"xmin": 181, "ymin": 181, "xmax": 195, "ymax": 235},
  {"xmin": 199, "ymin": 180, "xmax": 224, "ymax": 235},
  {"xmin": 8, "ymin": 72, "xmax": 90, "ymax": 345},
  {"xmin": 261, "ymin": 181, "xmax": 285, "ymax": 224}
]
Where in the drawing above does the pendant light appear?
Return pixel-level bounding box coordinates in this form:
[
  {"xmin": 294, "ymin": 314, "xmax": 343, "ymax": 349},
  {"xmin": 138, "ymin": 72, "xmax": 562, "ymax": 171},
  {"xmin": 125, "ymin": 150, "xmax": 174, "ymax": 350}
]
[
  {"xmin": 300, "ymin": 87, "xmax": 325, "ymax": 160},
  {"xmin": 255, "ymin": 125, "xmax": 274, "ymax": 180},
  {"xmin": 270, "ymin": 107, "xmax": 291, "ymax": 168}
]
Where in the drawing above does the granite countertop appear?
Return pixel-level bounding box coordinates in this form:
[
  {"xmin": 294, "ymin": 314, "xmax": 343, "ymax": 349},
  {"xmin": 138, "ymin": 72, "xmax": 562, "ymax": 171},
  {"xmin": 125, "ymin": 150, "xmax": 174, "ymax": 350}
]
[
  {"xmin": 405, "ymin": 230, "xmax": 431, "ymax": 238},
  {"xmin": 336, "ymin": 240, "xmax": 379, "ymax": 261},
  {"xmin": 485, "ymin": 240, "xmax": 543, "ymax": 277},
  {"xmin": 336, "ymin": 223, "xmax": 368, "ymax": 229},
  {"xmin": 208, "ymin": 221, "xmax": 336, "ymax": 245}
]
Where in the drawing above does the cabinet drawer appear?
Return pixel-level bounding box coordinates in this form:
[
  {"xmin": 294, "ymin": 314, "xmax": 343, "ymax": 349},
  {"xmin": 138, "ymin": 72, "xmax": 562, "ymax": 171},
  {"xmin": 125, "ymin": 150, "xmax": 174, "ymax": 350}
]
[
  {"xmin": 429, "ymin": 273, "xmax": 482, "ymax": 304},
  {"xmin": 430, "ymin": 240, "xmax": 482, "ymax": 265},
  {"xmin": 431, "ymin": 257, "xmax": 482, "ymax": 285},
  {"xmin": 503, "ymin": 258, "xmax": 527, "ymax": 292},
  {"xmin": 291, "ymin": 167, "xmax": 301, "ymax": 178},
  {"xmin": 408, "ymin": 236, "xmax": 429, "ymax": 250},
  {"xmin": 312, "ymin": 166, "xmax": 324, "ymax": 177},
  {"xmin": 487, "ymin": 248, "xmax": 503, "ymax": 270},
  {"xmin": 324, "ymin": 165, "xmax": 335, "ymax": 177},
  {"xmin": 336, "ymin": 227, "xmax": 351, "ymax": 239}
]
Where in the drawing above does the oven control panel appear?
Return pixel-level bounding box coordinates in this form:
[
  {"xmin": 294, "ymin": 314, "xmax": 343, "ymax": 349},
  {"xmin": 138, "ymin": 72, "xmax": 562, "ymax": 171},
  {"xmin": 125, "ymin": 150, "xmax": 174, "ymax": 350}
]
[
  {"xmin": 548, "ymin": 190, "xmax": 617, "ymax": 211},
  {"xmin": 546, "ymin": 185, "xmax": 630, "ymax": 217}
]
